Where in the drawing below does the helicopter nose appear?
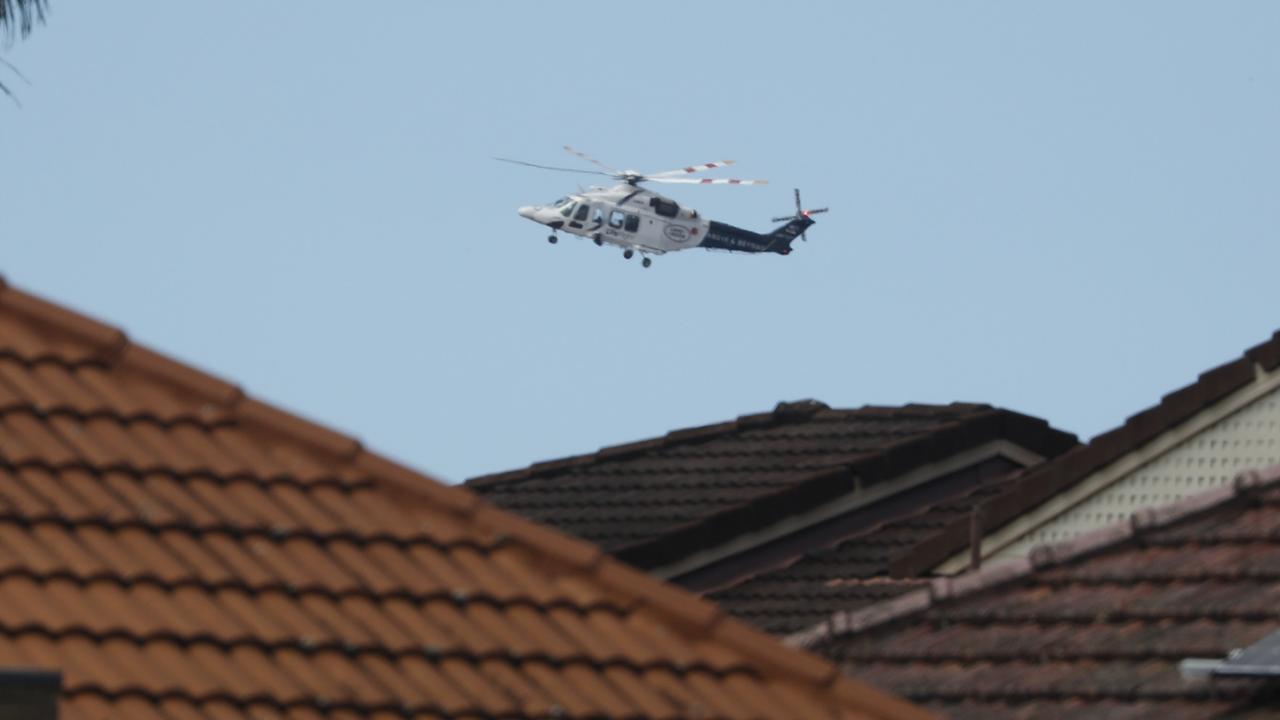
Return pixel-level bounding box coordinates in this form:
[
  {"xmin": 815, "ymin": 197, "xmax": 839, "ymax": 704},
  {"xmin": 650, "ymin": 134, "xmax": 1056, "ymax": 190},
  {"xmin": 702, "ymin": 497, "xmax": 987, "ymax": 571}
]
[{"xmin": 518, "ymin": 206, "xmax": 538, "ymax": 221}]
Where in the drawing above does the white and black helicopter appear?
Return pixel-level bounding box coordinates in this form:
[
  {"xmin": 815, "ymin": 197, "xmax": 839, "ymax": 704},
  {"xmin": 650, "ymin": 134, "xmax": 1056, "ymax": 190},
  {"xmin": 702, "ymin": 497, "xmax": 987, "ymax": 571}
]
[{"xmin": 499, "ymin": 146, "xmax": 827, "ymax": 268}]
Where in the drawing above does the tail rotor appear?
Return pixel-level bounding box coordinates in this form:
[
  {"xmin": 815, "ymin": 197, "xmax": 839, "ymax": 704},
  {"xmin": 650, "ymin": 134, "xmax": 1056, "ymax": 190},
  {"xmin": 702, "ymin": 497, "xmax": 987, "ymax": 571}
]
[{"xmin": 771, "ymin": 189, "xmax": 828, "ymax": 242}]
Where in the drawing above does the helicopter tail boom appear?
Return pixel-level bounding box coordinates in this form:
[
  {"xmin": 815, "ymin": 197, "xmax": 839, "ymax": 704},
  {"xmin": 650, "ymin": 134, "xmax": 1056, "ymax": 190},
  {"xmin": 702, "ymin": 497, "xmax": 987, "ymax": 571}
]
[{"xmin": 699, "ymin": 216, "xmax": 816, "ymax": 255}]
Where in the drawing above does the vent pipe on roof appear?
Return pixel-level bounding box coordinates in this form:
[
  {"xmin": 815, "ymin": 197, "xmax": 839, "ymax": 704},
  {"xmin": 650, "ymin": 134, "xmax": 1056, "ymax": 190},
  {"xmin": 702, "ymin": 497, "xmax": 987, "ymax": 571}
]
[
  {"xmin": 0, "ymin": 669, "xmax": 60, "ymax": 720},
  {"xmin": 968, "ymin": 507, "xmax": 986, "ymax": 571}
]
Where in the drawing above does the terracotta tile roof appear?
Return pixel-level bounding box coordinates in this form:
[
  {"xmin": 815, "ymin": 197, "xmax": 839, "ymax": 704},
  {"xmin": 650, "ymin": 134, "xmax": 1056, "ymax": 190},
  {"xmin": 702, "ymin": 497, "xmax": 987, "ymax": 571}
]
[
  {"xmin": 789, "ymin": 462, "xmax": 1280, "ymax": 718},
  {"xmin": 892, "ymin": 329, "xmax": 1280, "ymax": 577},
  {"xmin": 0, "ymin": 279, "xmax": 931, "ymax": 720},
  {"xmin": 468, "ymin": 402, "xmax": 1075, "ymax": 571},
  {"xmin": 708, "ymin": 463, "xmax": 1016, "ymax": 635}
]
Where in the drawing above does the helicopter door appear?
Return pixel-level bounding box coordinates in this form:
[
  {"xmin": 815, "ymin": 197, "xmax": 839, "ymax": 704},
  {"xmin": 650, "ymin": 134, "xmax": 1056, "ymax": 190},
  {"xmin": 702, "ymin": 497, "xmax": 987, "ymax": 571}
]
[
  {"xmin": 608, "ymin": 210, "xmax": 640, "ymax": 233},
  {"xmin": 567, "ymin": 202, "xmax": 591, "ymax": 230}
]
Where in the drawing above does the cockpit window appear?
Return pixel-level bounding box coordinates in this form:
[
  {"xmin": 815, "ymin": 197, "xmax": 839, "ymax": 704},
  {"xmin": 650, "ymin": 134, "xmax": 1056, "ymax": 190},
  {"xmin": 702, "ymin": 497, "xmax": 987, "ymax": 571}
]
[
  {"xmin": 552, "ymin": 197, "xmax": 570, "ymax": 207},
  {"xmin": 560, "ymin": 202, "xmax": 576, "ymax": 218}
]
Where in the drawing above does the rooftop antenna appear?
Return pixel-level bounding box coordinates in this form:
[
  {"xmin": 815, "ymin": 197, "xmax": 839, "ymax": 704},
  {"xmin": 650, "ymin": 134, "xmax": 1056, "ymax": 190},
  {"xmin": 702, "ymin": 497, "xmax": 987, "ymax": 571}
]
[{"xmin": 771, "ymin": 188, "xmax": 828, "ymax": 242}]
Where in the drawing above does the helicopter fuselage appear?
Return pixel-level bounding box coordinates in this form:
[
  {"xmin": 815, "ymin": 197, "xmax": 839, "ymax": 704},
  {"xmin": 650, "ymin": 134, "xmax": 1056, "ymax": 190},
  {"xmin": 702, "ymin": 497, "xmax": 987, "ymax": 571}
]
[{"xmin": 517, "ymin": 183, "xmax": 810, "ymax": 259}]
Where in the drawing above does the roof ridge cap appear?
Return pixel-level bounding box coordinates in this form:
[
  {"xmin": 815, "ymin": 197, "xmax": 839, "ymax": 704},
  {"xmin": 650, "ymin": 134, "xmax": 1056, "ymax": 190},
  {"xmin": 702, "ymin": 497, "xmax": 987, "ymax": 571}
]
[
  {"xmin": 355, "ymin": 450, "xmax": 482, "ymax": 518},
  {"xmin": 467, "ymin": 401, "xmax": 1035, "ymax": 491},
  {"xmin": 0, "ymin": 281, "xmax": 128, "ymax": 361},
  {"xmin": 0, "ymin": 279, "xmax": 374, "ymax": 466},
  {"xmin": 467, "ymin": 400, "xmax": 1050, "ymax": 491},
  {"xmin": 788, "ymin": 461, "xmax": 1280, "ymax": 651},
  {"xmin": 466, "ymin": 399, "xmax": 835, "ymax": 489},
  {"xmin": 614, "ymin": 407, "xmax": 1070, "ymax": 570}
]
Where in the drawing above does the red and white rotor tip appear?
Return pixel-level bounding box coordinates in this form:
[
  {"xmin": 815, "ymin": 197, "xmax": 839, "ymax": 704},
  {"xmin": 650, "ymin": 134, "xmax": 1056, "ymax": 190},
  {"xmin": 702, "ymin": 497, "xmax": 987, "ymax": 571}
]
[
  {"xmin": 647, "ymin": 160, "xmax": 735, "ymax": 178},
  {"xmin": 651, "ymin": 177, "xmax": 768, "ymax": 185},
  {"xmin": 538, "ymin": 146, "xmax": 770, "ymax": 186}
]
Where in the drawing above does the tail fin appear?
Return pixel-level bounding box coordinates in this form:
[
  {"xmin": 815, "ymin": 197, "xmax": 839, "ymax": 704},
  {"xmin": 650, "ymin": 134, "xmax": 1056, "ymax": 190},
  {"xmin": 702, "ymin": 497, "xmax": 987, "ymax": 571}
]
[
  {"xmin": 768, "ymin": 215, "xmax": 816, "ymax": 242},
  {"xmin": 765, "ymin": 215, "xmax": 816, "ymax": 253}
]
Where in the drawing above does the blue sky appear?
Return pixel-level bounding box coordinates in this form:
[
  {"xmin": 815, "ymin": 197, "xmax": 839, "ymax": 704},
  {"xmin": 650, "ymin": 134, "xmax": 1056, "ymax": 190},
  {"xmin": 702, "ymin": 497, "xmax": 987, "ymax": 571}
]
[{"xmin": 4, "ymin": 2, "xmax": 1279, "ymax": 482}]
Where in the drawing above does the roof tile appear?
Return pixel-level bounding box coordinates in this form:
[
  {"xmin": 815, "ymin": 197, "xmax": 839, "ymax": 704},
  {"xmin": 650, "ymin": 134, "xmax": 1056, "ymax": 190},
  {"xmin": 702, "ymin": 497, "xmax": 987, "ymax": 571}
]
[
  {"xmin": 115, "ymin": 344, "xmax": 240, "ymax": 407},
  {"xmin": 471, "ymin": 402, "xmax": 1076, "ymax": 593},
  {"xmin": 0, "ymin": 281, "xmax": 924, "ymax": 718},
  {"xmin": 799, "ymin": 462, "xmax": 1280, "ymax": 717}
]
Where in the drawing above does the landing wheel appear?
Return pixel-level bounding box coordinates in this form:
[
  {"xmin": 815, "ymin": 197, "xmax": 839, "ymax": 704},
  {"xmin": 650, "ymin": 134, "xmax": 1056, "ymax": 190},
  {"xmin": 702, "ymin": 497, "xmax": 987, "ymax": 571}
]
[
  {"xmin": 623, "ymin": 249, "xmax": 634, "ymax": 260},
  {"xmin": 547, "ymin": 235, "xmax": 558, "ymax": 244},
  {"xmin": 593, "ymin": 234, "xmax": 603, "ymax": 246},
  {"xmin": 642, "ymin": 257, "xmax": 652, "ymax": 268}
]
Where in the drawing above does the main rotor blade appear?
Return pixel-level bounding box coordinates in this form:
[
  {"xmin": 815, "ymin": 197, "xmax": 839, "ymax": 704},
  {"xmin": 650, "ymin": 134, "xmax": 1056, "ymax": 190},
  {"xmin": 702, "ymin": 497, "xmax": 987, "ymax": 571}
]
[
  {"xmin": 772, "ymin": 208, "xmax": 829, "ymax": 222},
  {"xmin": 646, "ymin": 160, "xmax": 737, "ymax": 178},
  {"xmin": 494, "ymin": 157, "xmax": 611, "ymax": 176},
  {"xmin": 563, "ymin": 145, "xmax": 619, "ymax": 174},
  {"xmin": 649, "ymin": 177, "xmax": 768, "ymax": 185}
]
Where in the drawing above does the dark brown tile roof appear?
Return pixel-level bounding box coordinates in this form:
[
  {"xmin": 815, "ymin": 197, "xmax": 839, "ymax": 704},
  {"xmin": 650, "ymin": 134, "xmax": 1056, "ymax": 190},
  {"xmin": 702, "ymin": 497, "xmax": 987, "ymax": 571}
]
[
  {"xmin": 891, "ymin": 328, "xmax": 1280, "ymax": 577},
  {"xmin": 0, "ymin": 279, "xmax": 931, "ymax": 720},
  {"xmin": 468, "ymin": 402, "xmax": 1076, "ymax": 571},
  {"xmin": 708, "ymin": 462, "xmax": 1016, "ymax": 635},
  {"xmin": 790, "ymin": 463, "xmax": 1280, "ymax": 718}
]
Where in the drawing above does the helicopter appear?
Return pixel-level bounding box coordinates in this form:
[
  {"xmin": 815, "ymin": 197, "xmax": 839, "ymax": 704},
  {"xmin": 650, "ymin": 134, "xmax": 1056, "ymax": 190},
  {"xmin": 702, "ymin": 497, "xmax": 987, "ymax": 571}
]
[{"xmin": 499, "ymin": 146, "xmax": 827, "ymax": 268}]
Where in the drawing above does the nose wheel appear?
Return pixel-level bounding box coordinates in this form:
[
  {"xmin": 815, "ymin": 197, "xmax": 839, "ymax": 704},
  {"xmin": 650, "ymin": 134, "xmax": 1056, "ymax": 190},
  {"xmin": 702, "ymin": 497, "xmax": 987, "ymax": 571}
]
[
  {"xmin": 623, "ymin": 249, "xmax": 634, "ymax": 259},
  {"xmin": 547, "ymin": 234, "xmax": 558, "ymax": 244},
  {"xmin": 642, "ymin": 257, "xmax": 652, "ymax": 268}
]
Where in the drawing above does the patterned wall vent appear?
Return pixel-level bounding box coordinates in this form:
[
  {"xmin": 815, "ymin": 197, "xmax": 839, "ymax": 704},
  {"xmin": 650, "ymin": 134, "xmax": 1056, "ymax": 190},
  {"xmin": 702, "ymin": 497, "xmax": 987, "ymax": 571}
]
[{"xmin": 996, "ymin": 386, "xmax": 1280, "ymax": 560}]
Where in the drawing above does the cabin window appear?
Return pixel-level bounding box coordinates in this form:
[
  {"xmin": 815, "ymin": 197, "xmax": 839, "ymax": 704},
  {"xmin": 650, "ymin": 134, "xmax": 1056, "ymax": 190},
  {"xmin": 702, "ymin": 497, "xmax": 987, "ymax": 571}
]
[
  {"xmin": 650, "ymin": 197, "xmax": 680, "ymax": 218},
  {"xmin": 608, "ymin": 210, "xmax": 626, "ymax": 229},
  {"xmin": 573, "ymin": 204, "xmax": 590, "ymax": 222},
  {"xmin": 560, "ymin": 202, "xmax": 576, "ymax": 218},
  {"xmin": 592, "ymin": 208, "xmax": 605, "ymax": 226},
  {"xmin": 624, "ymin": 214, "xmax": 640, "ymax": 233}
]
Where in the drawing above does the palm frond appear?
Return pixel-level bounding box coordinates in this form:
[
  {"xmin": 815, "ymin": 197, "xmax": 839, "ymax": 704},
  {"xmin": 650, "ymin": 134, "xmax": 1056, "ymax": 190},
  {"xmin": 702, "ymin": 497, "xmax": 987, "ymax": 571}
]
[
  {"xmin": 0, "ymin": 54, "xmax": 28, "ymax": 103},
  {"xmin": 0, "ymin": 79, "xmax": 18, "ymax": 107},
  {"xmin": 0, "ymin": 0, "xmax": 48, "ymax": 40},
  {"xmin": 0, "ymin": 0, "xmax": 45, "ymax": 104}
]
